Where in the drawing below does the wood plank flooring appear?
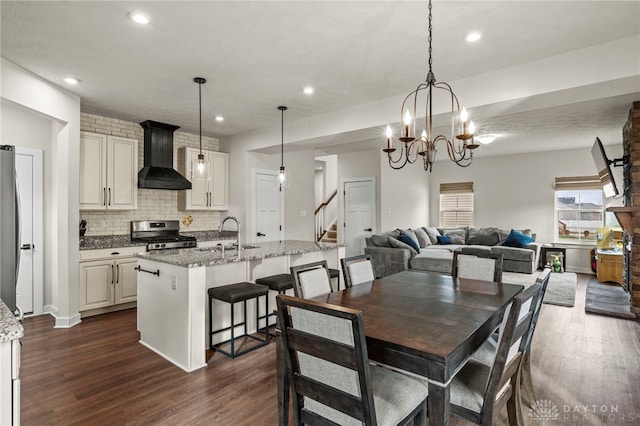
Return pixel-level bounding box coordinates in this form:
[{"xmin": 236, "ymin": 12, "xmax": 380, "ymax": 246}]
[{"xmin": 19, "ymin": 274, "xmax": 640, "ymax": 425}]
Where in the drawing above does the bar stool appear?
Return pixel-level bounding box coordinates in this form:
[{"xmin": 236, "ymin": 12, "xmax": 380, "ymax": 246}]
[
  {"xmin": 208, "ymin": 282, "xmax": 270, "ymax": 359},
  {"xmin": 256, "ymin": 273, "xmax": 294, "ymax": 335}
]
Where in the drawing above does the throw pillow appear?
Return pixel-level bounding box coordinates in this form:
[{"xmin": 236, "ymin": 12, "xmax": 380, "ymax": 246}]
[
  {"xmin": 403, "ymin": 229, "xmax": 420, "ymax": 248},
  {"xmin": 498, "ymin": 228, "xmax": 533, "ymax": 244},
  {"xmin": 368, "ymin": 234, "xmax": 391, "ymax": 248},
  {"xmin": 413, "ymin": 227, "xmax": 431, "ymax": 248},
  {"xmin": 388, "ymin": 235, "xmax": 418, "ymax": 255},
  {"xmin": 437, "ymin": 235, "xmax": 452, "ymax": 245},
  {"xmin": 398, "ymin": 230, "xmax": 421, "ymax": 252},
  {"xmin": 467, "ymin": 227, "xmax": 500, "ymax": 246},
  {"xmin": 443, "ymin": 229, "xmax": 466, "ymax": 245},
  {"xmin": 424, "ymin": 227, "xmax": 441, "ymax": 245},
  {"xmin": 502, "ymin": 229, "xmax": 535, "ymax": 248}
]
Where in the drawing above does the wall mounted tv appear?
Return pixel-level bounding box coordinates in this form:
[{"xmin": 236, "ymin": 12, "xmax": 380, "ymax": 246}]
[{"xmin": 591, "ymin": 137, "xmax": 623, "ymax": 198}]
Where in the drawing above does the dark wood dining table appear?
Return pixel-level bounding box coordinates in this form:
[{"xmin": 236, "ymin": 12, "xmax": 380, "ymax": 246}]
[{"xmin": 277, "ymin": 270, "xmax": 523, "ymax": 426}]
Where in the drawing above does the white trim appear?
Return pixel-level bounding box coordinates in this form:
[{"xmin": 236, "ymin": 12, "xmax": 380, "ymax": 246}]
[
  {"xmin": 15, "ymin": 147, "xmax": 44, "ymax": 316},
  {"xmin": 52, "ymin": 312, "xmax": 82, "ymax": 329},
  {"xmin": 340, "ymin": 177, "xmax": 377, "ymax": 247},
  {"xmin": 251, "ymin": 168, "xmax": 284, "ymax": 243}
]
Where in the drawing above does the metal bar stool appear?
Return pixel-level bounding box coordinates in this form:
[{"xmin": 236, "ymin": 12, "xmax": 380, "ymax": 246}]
[
  {"xmin": 256, "ymin": 273, "xmax": 294, "ymax": 336},
  {"xmin": 208, "ymin": 282, "xmax": 270, "ymax": 359}
]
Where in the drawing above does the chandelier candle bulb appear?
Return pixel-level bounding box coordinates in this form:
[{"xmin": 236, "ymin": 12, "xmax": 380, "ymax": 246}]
[
  {"xmin": 386, "ymin": 125, "xmax": 392, "ymax": 150},
  {"xmin": 403, "ymin": 111, "xmax": 411, "ymax": 139}
]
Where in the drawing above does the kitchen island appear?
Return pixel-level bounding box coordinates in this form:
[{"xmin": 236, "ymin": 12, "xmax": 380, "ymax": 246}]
[{"xmin": 136, "ymin": 240, "xmax": 345, "ymax": 372}]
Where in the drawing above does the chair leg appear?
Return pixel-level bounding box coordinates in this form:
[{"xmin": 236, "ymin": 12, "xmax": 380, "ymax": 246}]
[
  {"xmin": 520, "ymin": 352, "xmax": 537, "ymax": 408},
  {"xmin": 506, "ymin": 363, "xmax": 525, "ymax": 426}
]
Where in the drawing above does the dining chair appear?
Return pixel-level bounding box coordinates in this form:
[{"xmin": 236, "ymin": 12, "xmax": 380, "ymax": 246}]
[
  {"xmin": 341, "ymin": 254, "xmax": 375, "ymax": 288},
  {"xmin": 519, "ymin": 269, "xmax": 552, "ymax": 409},
  {"xmin": 290, "ymin": 260, "xmax": 333, "ymax": 299},
  {"xmin": 449, "ymin": 283, "xmax": 542, "ymax": 426},
  {"xmin": 452, "ymin": 251, "xmax": 504, "ymax": 282},
  {"xmin": 276, "ymin": 294, "xmax": 428, "ymax": 426}
]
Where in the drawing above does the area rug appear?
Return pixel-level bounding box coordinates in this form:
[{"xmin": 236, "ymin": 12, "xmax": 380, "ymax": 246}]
[
  {"xmin": 502, "ymin": 271, "xmax": 577, "ymax": 307},
  {"xmin": 585, "ymin": 281, "xmax": 636, "ymax": 320}
]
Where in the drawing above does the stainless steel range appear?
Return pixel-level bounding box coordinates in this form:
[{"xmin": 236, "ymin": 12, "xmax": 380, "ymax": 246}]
[{"xmin": 131, "ymin": 220, "xmax": 197, "ymax": 251}]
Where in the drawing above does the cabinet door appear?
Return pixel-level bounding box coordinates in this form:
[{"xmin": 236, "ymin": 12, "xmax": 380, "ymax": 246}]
[
  {"xmin": 107, "ymin": 136, "xmax": 138, "ymax": 210},
  {"xmin": 79, "ymin": 132, "xmax": 107, "ymax": 209},
  {"xmin": 115, "ymin": 258, "xmax": 138, "ymax": 304},
  {"xmin": 79, "ymin": 260, "xmax": 114, "ymax": 311},
  {"xmin": 210, "ymin": 151, "xmax": 228, "ymax": 210}
]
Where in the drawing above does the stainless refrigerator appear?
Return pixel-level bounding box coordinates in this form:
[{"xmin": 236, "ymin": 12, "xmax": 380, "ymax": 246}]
[{"xmin": 0, "ymin": 145, "xmax": 21, "ymax": 318}]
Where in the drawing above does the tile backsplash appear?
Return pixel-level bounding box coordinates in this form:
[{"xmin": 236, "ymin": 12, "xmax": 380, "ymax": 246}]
[{"xmin": 80, "ymin": 113, "xmax": 223, "ymax": 235}]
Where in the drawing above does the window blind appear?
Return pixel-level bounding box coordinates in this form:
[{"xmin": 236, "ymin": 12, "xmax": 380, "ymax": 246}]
[
  {"xmin": 440, "ymin": 182, "xmax": 474, "ymax": 227},
  {"xmin": 554, "ymin": 176, "xmax": 602, "ymax": 191}
]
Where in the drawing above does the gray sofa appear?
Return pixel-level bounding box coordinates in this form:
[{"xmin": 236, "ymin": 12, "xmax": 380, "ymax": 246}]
[{"xmin": 364, "ymin": 226, "xmax": 541, "ymax": 278}]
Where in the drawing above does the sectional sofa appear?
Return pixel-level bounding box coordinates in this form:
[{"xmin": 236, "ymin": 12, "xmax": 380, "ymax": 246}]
[{"xmin": 364, "ymin": 226, "xmax": 541, "ymax": 278}]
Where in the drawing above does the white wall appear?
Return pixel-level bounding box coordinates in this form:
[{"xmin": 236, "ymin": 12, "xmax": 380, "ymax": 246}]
[{"xmin": 1, "ymin": 58, "xmax": 81, "ymax": 327}]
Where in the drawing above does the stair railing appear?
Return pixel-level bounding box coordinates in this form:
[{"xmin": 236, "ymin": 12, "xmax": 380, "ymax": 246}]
[{"xmin": 315, "ymin": 190, "xmax": 337, "ymax": 241}]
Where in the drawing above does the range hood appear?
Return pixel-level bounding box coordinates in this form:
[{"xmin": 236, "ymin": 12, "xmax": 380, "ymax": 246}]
[{"xmin": 138, "ymin": 120, "xmax": 192, "ymax": 190}]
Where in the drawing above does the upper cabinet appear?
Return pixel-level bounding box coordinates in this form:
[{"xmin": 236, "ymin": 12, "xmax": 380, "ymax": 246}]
[
  {"xmin": 177, "ymin": 147, "xmax": 228, "ymax": 211},
  {"xmin": 80, "ymin": 131, "xmax": 138, "ymax": 210}
]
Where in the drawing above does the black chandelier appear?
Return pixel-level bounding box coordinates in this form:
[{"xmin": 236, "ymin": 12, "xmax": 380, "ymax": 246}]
[{"xmin": 384, "ymin": 0, "xmax": 478, "ymax": 172}]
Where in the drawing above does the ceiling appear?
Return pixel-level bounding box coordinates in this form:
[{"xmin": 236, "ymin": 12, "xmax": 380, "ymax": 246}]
[{"xmin": 2, "ymin": 1, "xmax": 640, "ymax": 158}]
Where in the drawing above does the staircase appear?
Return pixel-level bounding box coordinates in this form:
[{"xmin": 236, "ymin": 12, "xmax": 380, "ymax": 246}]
[{"xmin": 321, "ymin": 223, "xmax": 338, "ymax": 243}]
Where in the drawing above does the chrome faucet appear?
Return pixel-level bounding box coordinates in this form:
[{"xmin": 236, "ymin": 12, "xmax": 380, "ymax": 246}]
[{"xmin": 219, "ymin": 216, "xmax": 241, "ymax": 249}]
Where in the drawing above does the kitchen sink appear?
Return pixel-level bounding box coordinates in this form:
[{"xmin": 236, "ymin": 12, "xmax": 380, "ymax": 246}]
[{"xmin": 196, "ymin": 244, "xmax": 259, "ymax": 252}]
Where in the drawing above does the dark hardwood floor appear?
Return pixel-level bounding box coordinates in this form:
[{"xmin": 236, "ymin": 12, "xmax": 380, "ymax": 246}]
[{"xmin": 20, "ymin": 274, "xmax": 640, "ymax": 425}]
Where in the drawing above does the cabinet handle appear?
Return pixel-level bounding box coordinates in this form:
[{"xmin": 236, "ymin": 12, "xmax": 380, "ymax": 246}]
[
  {"xmin": 103, "ymin": 188, "xmax": 107, "ymax": 206},
  {"xmin": 209, "ymin": 192, "xmax": 213, "ymax": 206},
  {"xmin": 111, "ymin": 264, "xmax": 114, "ymax": 285},
  {"xmin": 116, "ymin": 264, "xmax": 119, "ymax": 284},
  {"xmin": 207, "ymin": 192, "xmax": 211, "ymax": 207},
  {"xmin": 108, "ymin": 188, "xmax": 112, "ymax": 206}
]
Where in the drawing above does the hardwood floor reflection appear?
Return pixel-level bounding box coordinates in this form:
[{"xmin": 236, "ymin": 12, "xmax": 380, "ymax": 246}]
[{"xmin": 20, "ymin": 274, "xmax": 640, "ymax": 425}]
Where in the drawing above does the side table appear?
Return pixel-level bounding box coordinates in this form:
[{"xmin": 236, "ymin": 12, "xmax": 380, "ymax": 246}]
[{"xmin": 539, "ymin": 246, "xmax": 567, "ymax": 271}]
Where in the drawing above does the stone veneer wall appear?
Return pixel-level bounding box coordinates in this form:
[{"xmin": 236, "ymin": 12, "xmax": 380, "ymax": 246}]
[
  {"xmin": 623, "ymin": 101, "xmax": 640, "ymax": 313},
  {"xmin": 80, "ymin": 112, "xmax": 222, "ymax": 235}
]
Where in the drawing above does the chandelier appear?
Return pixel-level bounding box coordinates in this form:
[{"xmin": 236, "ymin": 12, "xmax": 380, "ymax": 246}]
[{"xmin": 384, "ymin": 0, "xmax": 479, "ymax": 172}]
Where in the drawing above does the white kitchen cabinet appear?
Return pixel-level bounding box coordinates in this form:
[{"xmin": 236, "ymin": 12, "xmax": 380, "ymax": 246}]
[
  {"xmin": 177, "ymin": 147, "xmax": 228, "ymax": 211},
  {"xmin": 0, "ymin": 333, "xmax": 21, "ymax": 426},
  {"xmin": 79, "ymin": 247, "xmax": 142, "ymax": 313},
  {"xmin": 80, "ymin": 131, "xmax": 138, "ymax": 210}
]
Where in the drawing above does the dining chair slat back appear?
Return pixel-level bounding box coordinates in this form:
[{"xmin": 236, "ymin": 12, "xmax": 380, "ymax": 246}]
[
  {"xmin": 290, "ymin": 261, "xmax": 333, "ymax": 299},
  {"xmin": 276, "ymin": 294, "xmax": 428, "ymax": 426},
  {"xmin": 452, "ymin": 251, "xmax": 503, "ymax": 283},
  {"xmin": 450, "ymin": 283, "xmax": 542, "ymax": 425},
  {"xmin": 341, "ymin": 255, "xmax": 375, "ymax": 288}
]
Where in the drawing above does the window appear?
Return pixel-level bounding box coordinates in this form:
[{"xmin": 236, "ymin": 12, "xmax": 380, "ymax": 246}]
[
  {"xmin": 440, "ymin": 182, "xmax": 473, "ymax": 227},
  {"xmin": 554, "ymin": 176, "xmax": 604, "ymax": 243}
]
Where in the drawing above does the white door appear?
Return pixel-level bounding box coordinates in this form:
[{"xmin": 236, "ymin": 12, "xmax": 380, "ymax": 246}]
[
  {"xmin": 254, "ymin": 171, "xmax": 282, "ymax": 242},
  {"xmin": 343, "ymin": 179, "xmax": 376, "ymax": 257},
  {"xmin": 15, "ymin": 149, "xmax": 44, "ymax": 315}
]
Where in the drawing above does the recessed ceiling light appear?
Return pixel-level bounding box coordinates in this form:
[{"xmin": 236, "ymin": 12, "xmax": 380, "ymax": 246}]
[
  {"xmin": 303, "ymin": 86, "xmax": 314, "ymax": 95},
  {"xmin": 129, "ymin": 12, "xmax": 150, "ymax": 25},
  {"xmin": 63, "ymin": 77, "xmax": 79, "ymax": 85},
  {"xmin": 477, "ymin": 134, "xmax": 496, "ymax": 144},
  {"xmin": 215, "ymin": 115, "xmax": 224, "ymax": 122},
  {"xmin": 465, "ymin": 32, "xmax": 482, "ymax": 42}
]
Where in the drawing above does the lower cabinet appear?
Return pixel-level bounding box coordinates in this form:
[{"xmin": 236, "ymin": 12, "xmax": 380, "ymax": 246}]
[
  {"xmin": 0, "ymin": 338, "xmax": 20, "ymax": 426},
  {"xmin": 79, "ymin": 247, "xmax": 142, "ymax": 313}
]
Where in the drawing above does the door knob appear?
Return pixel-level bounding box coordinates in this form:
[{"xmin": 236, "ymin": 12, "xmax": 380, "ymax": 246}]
[
  {"xmin": 20, "ymin": 244, "xmax": 33, "ymax": 250},
  {"xmin": 364, "ymin": 228, "xmax": 372, "ymax": 232},
  {"xmin": 256, "ymin": 232, "xmax": 265, "ymax": 237}
]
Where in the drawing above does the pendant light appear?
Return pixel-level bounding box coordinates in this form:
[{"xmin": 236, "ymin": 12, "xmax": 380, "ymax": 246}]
[
  {"xmin": 192, "ymin": 77, "xmax": 209, "ymax": 181},
  {"xmin": 277, "ymin": 106, "xmax": 289, "ymax": 188}
]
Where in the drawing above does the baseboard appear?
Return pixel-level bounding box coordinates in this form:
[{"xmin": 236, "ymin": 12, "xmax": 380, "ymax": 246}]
[{"xmin": 44, "ymin": 306, "xmax": 82, "ymax": 328}]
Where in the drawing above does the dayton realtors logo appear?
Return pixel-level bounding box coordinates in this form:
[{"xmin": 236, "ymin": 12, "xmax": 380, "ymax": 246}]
[
  {"xmin": 530, "ymin": 399, "xmax": 639, "ymax": 424},
  {"xmin": 530, "ymin": 399, "xmax": 560, "ymax": 424}
]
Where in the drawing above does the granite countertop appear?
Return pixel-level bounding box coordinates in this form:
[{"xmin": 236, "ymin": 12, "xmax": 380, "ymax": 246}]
[
  {"xmin": 137, "ymin": 240, "xmax": 343, "ymax": 268},
  {"xmin": 80, "ymin": 231, "xmax": 238, "ymax": 251},
  {"xmin": 0, "ymin": 299, "xmax": 24, "ymax": 343}
]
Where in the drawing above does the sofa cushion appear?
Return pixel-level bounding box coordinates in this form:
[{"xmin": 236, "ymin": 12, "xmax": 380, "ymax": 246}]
[
  {"xmin": 410, "ymin": 249, "xmax": 453, "ymax": 274},
  {"xmin": 442, "ymin": 229, "xmax": 466, "ymax": 245},
  {"xmin": 423, "ymin": 227, "xmax": 441, "ymax": 245},
  {"xmin": 368, "ymin": 234, "xmax": 392, "ymax": 247},
  {"xmin": 398, "ymin": 230, "xmax": 420, "ymax": 252},
  {"xmin": 501, "ymin": 229, "xmax": 535, "ymax": 248},
  {"xmin": 490, "ymin": 246, "xmax": 535, "ymax": 262},
  {"xmin": 413, "ymin": 227, "xmax": 431, "ymax": 248},
  {"xmin": 388, "ymin": 235, "xmax": 418, "ymax": 256},
  {"xmin": 467, "ymin": 227, "xmax": 500, "ymax": 246},
  {"xmin": 498, "ymin": 228, "xmax": 533, "ymax": 244},
  {"xmin": 438, "ymin": 226, "xmax": 469, "ymax": 242}
]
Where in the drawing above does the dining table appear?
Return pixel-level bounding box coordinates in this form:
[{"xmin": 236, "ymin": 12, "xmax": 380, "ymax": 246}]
[{"xmin": 276, "ymin": 270, "xmax": 524, "ymax": 426}]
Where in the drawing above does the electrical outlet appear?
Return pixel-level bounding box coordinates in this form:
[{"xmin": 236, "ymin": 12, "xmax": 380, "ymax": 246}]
[{"xmin": 171, "ymin": 276, "xmax": 177, "ymax": 290}]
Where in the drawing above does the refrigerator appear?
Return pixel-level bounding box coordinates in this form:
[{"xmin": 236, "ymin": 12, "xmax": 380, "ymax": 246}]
[{"xmin": 0, "ymin": 145, "xmax": 21, "ymax": 318}]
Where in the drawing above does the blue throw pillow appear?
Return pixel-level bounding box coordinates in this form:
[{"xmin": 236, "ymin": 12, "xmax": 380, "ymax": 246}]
[
  {"xmin": 502, "ymin": 229, "xmax": 534, "ymax": 248},
  {"xmin": 398, "ymin": 231, "xmax": 420, "ymax": 252},
  {"xmin": 436, "ymin": 235, "xmax": 452, "ymax": 245}
]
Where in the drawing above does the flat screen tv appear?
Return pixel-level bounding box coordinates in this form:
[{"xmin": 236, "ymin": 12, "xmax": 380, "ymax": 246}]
[{"xmin": 591, "ymin": 137, "xmax": 619, "ymax": 198}]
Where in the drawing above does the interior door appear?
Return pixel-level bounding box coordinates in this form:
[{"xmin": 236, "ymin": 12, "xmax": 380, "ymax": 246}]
[
  {"xmin": 343, "ymin": 179, "xmax": 375, "ymax": 257},
  {"xmin": 15, "ymin": 153, "xmax": 33, "ymax": 314},
  {"xmin": 254, "ymin": 171, "xmax": 282, "ymax": 242}
]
